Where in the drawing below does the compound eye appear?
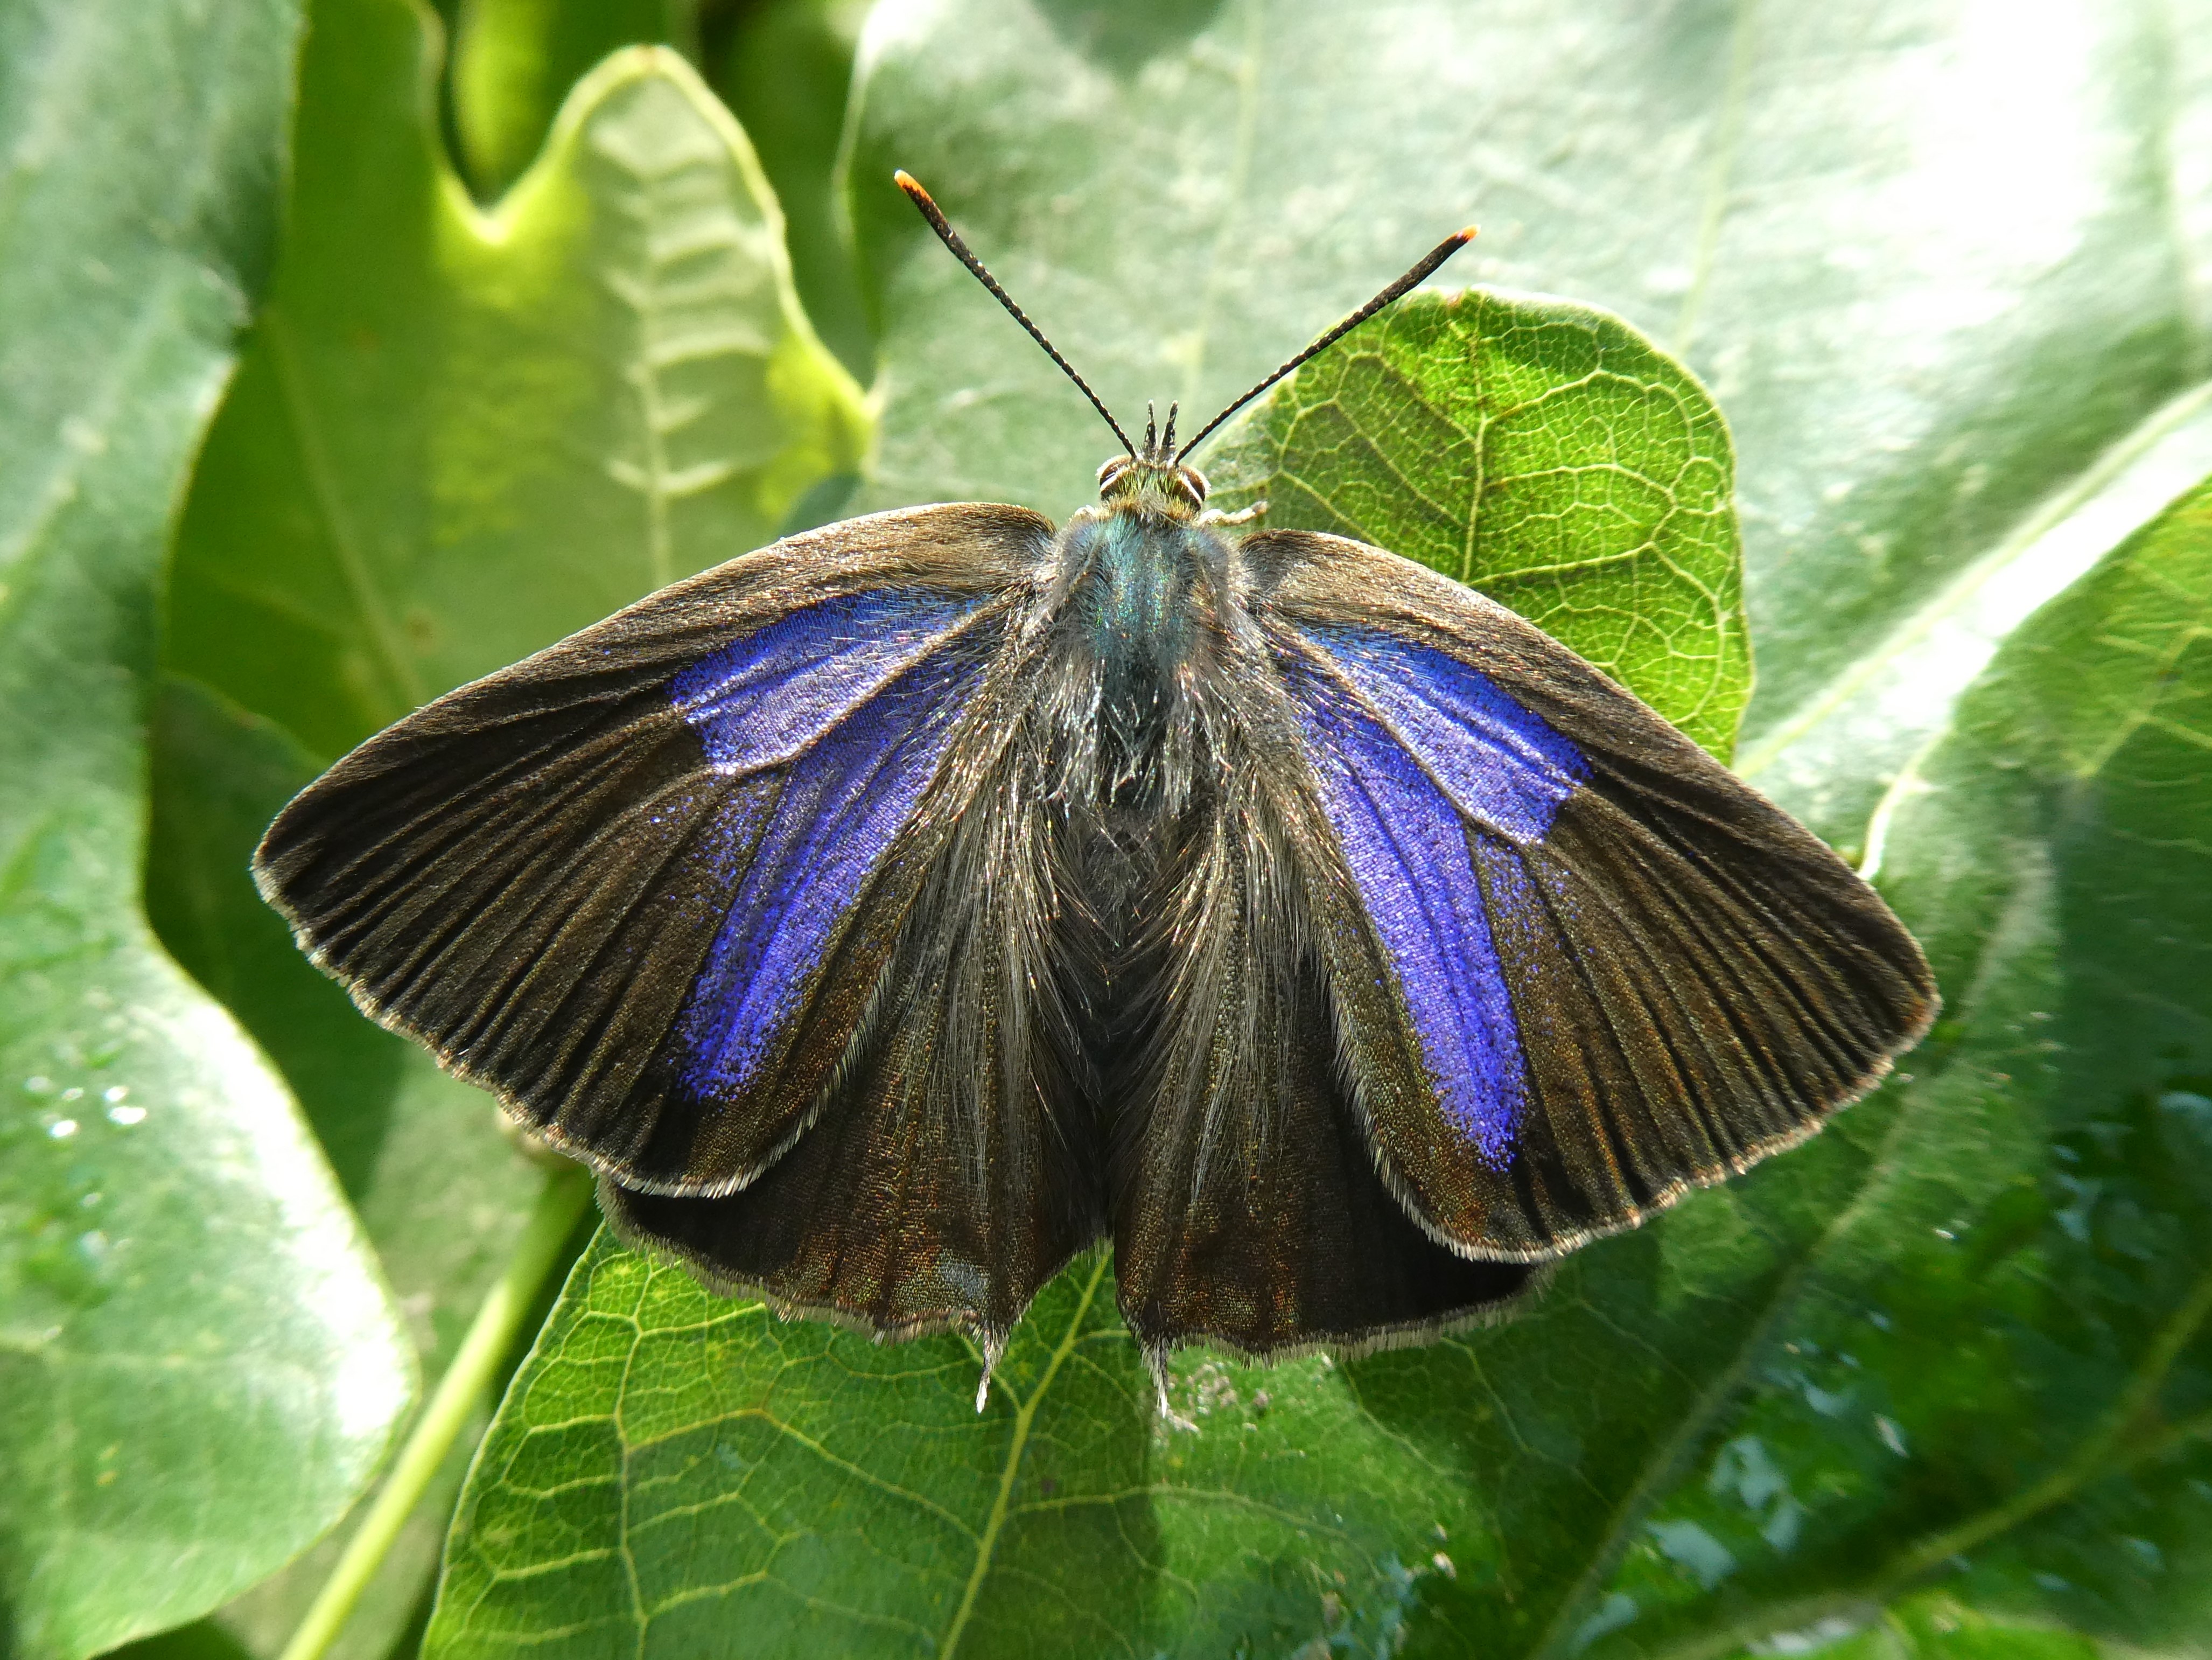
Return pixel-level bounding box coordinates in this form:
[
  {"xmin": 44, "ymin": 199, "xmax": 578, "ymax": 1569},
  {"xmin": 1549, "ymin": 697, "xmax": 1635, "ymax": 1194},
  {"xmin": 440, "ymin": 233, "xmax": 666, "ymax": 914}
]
[
  {"xmin": 1173, "ymin": 465, "xmax": 1208, "ymax": 508},
  {"xmin": 1097, "ymin": 456, "xmax": 1133, "ymax": 493}
]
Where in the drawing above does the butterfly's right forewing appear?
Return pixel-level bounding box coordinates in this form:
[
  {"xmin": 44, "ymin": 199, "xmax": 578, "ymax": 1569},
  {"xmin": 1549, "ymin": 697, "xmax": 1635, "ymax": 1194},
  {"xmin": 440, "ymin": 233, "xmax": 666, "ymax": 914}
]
[{"xmin": 1242, "ymin": 528, "xmax": 1939, "ymax": 1263}]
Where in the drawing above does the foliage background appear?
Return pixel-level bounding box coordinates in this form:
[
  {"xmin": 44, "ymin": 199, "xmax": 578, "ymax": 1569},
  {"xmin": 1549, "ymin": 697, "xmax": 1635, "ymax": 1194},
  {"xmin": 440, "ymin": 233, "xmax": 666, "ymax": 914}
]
[{"xmin": 2, "ymin": 0, "xmax": 2209, "ymax": 1657}]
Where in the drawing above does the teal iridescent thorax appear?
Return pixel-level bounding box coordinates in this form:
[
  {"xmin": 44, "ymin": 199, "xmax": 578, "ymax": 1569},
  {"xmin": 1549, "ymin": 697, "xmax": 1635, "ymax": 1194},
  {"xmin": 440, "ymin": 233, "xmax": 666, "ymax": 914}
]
[{"xmin": 1049, "ymin": 451, "xmax": 1242, "ymax": 687}]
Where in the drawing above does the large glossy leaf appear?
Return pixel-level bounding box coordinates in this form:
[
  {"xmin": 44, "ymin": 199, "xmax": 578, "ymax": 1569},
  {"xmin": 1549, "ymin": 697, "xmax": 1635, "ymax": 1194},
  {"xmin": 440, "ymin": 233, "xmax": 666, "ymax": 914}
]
[
  {"xmin": 164, "ymin": 0, "xmax": 870, "ymax": 760},
  {"xmin": 1406, "ymin": 476, "xmax": 2212, "ymax": 1655},
  {"xmin": 0, "ymin": 2, "xmax": 416, "ymax": 1656},
  {"xmin": 842, "ymin": 0, "xmax": 2212, "ymax": 845},
  {"xmin": 144, "ymin": 678, "xmax": 554, "ymax": 1660},
  {"xmin": 137, "ymin": 0, "xmax": 873, "ymax": 1648}
]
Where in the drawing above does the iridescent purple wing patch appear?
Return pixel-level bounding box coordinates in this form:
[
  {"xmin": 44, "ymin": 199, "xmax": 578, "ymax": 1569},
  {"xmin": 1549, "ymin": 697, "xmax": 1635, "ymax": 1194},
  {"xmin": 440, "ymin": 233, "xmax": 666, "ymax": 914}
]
[
  {"xmin": 1289, "ymin": 625, "xmax": 1590, "ymax": 1168},
  {"xmin": 669, "ymin": 591, "xmax": 992, "ymax": 1097}
]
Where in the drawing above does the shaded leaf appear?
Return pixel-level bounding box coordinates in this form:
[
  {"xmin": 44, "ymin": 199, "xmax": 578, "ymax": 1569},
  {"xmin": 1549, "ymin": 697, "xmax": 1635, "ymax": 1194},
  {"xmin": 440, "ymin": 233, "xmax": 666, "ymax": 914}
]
[
  {"xmin": 0, "ymin": 2, "xmax": 415, "ymax": 1655},
  {"xmin": 1793, "ymin": 1591, "xmax": 2111, "ymax": 1660},
  {"xmin": 146, "ymin": 677, "xmax": 552, "ymax": 1660},
  {"xmin": 711, "ymin": 0, "xmax": 874, "ymax": 379},
  {"xmin": 141, "ymin": 0, "xmax": 869, "ymax": 1644},
  {"xmin": 448, "ymin": 0, "xmax": 701, "ymax": 199}
]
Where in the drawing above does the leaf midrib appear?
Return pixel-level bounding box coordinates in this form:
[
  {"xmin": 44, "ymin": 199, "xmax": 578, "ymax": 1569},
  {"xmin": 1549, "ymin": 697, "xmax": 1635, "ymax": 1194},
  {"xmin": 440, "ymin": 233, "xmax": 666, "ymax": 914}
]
[
  {"xmin": 939, "ymin": 1252, "xmax": 1111, "ymax": 1659},
  {"xmin": 1734, "ymin": 379, "xmax": 2212, "ymax": 785}
]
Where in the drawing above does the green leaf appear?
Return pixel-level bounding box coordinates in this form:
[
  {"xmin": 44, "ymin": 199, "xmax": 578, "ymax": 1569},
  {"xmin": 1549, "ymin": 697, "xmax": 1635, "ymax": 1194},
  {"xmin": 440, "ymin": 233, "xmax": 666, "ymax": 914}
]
[
  {"xmin": 1779, "ymin": 1589, "xmax": 2112, "ymax": 1660},
  {"xmin": 138, "ymin": 0, "xmax": 867, "ymax": 1644},
  {"xmin": 430, "ymin": 1240, "xmax": 1524, "ymax": 1658},
  {"xmin": 1441, "ymin": 474, "xmax": 2212, "ymax": 1656},
  {"xmin": 841, "ymin": 0, "xmax": 2212, "ymax": 843},
  {"xmin": 1733, "ymin": 386, "xmax": 2212, "ymax": 852},
  {"xmin": 421, "ymin": 4, "xmax": 2212, "ymax": 1652},
  {"xmin": 164, "ymin": 0, "xmax": 871, "ymax": 759},
  {"xmin": 1206, "ymin": 288, "xmax": 1746, "ymax": 756},
  {"xmin": 1797, "ymin": 473, "xmax": 2212, "ymax": 1647},
  {"xmin": 0, "ymin": 2, "xmax": 416, "ymax": 1656},
  {"xmin": 711, "ymin": 0, "xmax": 875, "ymax": 380},
  {"xmin": 448, "ymin": 0, "xmax": 701, "ymax": 200},
  {"xmin": 145, "ymin": 676, "xmax": 554, "ymax": 1660}
]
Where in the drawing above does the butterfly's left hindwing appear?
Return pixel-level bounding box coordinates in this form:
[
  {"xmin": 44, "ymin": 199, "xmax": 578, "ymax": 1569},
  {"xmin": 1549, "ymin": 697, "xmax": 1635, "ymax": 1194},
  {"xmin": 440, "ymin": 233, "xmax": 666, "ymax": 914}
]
[{"xmin": 1238, "ymin": 528, "xmax": 1939, "ymax": 1265}]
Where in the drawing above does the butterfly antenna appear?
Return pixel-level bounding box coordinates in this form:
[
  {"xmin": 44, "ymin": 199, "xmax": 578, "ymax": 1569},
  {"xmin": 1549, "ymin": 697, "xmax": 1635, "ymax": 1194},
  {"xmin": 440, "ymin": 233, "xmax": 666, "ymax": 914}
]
[
  {"xmin": 896, "ymin": 171, "xmax": 1138, "ymax": 457},
  {"xmin": 1175, "ymin": 224, "xmax": 1479, "ymax": 462}
]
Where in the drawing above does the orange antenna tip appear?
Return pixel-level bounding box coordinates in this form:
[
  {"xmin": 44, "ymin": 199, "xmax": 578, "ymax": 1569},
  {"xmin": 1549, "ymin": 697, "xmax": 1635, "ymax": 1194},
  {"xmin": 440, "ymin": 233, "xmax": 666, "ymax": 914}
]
[
  {"xmin": 1457, "ymin": 225, "xmax": 1480, "ymax": 241},
  {"xmin": 894, "ymin": 170, "xmax": 932, "ymax": 204}
]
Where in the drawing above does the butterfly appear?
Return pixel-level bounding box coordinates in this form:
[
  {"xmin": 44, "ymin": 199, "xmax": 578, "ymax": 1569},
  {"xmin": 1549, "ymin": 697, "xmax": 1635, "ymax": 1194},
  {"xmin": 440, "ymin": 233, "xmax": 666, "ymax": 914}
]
[{"xmin": 256, "ymin": 172, "xmax": 1938, "ymax": 1405}]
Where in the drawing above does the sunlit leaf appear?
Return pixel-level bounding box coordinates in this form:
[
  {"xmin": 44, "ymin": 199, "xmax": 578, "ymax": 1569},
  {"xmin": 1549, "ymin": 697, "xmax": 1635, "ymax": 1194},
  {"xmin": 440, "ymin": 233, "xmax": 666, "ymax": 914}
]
[
  {"xmin": 165, "ymin": 0, "xmax": 870, "ymax": 759},
  {"xmin": 0, "ymin": 3, "xmax": 414, "ymax": 1654},
  {"xmin": 1207, "ymin": 288, "xmax": 1746, "ymax": 756}
]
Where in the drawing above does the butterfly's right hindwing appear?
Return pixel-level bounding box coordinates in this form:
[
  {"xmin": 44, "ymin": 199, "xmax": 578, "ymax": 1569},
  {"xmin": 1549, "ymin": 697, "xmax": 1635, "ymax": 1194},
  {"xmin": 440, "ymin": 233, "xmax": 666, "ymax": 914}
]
[{"xmin": 1099, "ymin": 625, "xmax": 1539, "ymax": 1359}]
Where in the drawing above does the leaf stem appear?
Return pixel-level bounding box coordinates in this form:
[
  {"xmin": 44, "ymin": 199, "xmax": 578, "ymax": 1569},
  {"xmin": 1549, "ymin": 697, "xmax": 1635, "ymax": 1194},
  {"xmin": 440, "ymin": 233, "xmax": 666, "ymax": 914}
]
[{"xmin": 278, "ymin": 1162, "xmax": 594, "ymax": 1660}]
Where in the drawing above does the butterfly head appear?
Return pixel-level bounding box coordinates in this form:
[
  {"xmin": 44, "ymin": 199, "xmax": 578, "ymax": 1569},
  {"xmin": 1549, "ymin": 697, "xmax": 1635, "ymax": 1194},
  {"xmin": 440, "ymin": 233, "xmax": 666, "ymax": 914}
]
[{"xmin": 1096, "ymin": 402, "xmax": 1209, "ymax": 518}]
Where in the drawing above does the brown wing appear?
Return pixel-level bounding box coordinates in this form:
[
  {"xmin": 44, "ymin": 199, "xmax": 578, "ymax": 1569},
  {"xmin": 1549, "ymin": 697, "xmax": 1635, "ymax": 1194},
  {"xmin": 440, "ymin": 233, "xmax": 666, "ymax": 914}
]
[
  {"xmin": 1101, "ymin": 627, "xmax": 1537, "ymax": 1361},
  {"xmin": 604, "ymin": 641, "xmax": 1107, "ymax": 1347},
  {"xmin": 251, "ymin": 507, "xmax": 1053, "ymax": 1195},
  {"xmin": 1234, "ymin": 527, "xmax": 1939, "ymax": 1261}
]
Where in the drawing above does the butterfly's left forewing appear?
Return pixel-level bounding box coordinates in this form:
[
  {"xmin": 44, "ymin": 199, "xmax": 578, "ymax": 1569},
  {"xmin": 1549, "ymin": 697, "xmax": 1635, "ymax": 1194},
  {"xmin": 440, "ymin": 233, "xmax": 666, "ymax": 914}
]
[{"xmin": 263, "ymin": 504, "xmax": 1106, "ymax": 1337}]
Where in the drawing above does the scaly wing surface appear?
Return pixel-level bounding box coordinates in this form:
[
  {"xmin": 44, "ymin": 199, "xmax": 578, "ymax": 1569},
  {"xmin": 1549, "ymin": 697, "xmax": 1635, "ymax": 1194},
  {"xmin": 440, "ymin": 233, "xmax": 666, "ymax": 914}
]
[
  {"xmin": 1245, "ymin": 527, "xmax": 1938, "ymax": 1262},
  {"xmin": 259, "ymin": 505, "xmax": 1100, "ymax": 1338}
]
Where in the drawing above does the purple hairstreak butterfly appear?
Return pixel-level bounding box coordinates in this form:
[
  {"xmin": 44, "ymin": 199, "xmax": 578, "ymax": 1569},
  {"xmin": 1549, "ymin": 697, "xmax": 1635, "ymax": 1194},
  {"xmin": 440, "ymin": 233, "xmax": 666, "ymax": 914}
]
[{"xmin": 256, "ymin": 172, "xmax": 1937, "ymax": 1406}]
